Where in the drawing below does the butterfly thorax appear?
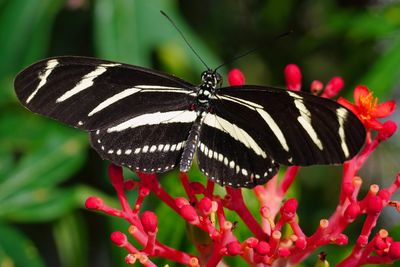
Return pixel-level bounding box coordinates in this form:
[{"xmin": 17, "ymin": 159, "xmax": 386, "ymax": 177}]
[{"xmin": 193, "ymin": 70, "xmax": 221, "ymax": 113}]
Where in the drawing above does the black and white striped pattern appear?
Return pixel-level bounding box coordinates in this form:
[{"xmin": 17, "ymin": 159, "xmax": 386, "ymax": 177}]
[{"xmin": 14, "ymin": 56, "xmax": 366, "ymax": 188}]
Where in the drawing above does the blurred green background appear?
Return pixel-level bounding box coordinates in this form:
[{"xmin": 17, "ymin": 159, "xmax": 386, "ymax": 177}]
[{"xmin": 0, "ymin": 0, "xmax": 399, "ymax": 266}]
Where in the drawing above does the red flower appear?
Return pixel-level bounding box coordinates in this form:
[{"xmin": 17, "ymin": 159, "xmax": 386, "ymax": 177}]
[
  {"xmin": 284, "ymin": 64, "xmax": 302, "ymax": 91},
  {"xmin": 338, "ymin": 85, "xmax": 396, "ymax": 130},
  {"xmin": 227, "ymin": 68, "xmax": 245, "ymax": 86}
]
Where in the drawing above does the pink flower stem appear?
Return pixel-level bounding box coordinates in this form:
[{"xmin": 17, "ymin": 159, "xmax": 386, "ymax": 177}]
[
  {"xmin": 289, "ymin": 221, "xmax": 330, "ymax": 264},
  {"xmin": 136, "ymin": 172, "xmax": 180, "ymax": 214},
  {"xmin": 215, "ymin": 198, "xmax": 227, "ymax": 227},
  {"xmin": 278, "ymin": 166, "xmax": 300, "ymax": 195},
  {"xmin": 255, "ymin": 175, "xmax": 282, "ymax": 218},
  {"xmin": 388, "ymin": 172, "xmax": 400, "ymax": 194},
  {"xmin": 205, "ymin": 232, "xmax": 229, "ymax": 267},
  {"xmin": 206, "ymin": 180, "xmax": 215, "ymax": 197},
  {"xmin": 179, "ymin": 172, "xmax": 198, "ymax": 203},
  {"xmin": 356, "ymin": 234, "xmax": 381, "ymax": 266},
  {"xmin": 356, "ymin": 138, "xmax": 379, "ymax": 170},
  {"xmin": 154, "ymin": 241, "xmax": 198, "ymax": 265},
  {"xmin": 143, "ymin": 232, "xmax": 157, "ymax": 255},
  {"xmin": 366, "ymin": 256, "xmax": 395, "ymax": 264},
  {"xmin": 225, "ymin": 187, "xmax": 268, "ymax": 240},
  {"xmin": 129, "ymin": 225, "xmax": 198, "ymax": 264},
  {"xmin": 123, "ymin": 243, "xmax": 158, "ymax": 267}
]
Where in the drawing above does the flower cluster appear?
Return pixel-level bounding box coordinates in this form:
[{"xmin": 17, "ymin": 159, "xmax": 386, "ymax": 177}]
[{"xmin": 85, "ymin": 64, "xmax": 399, "ymax": 266}]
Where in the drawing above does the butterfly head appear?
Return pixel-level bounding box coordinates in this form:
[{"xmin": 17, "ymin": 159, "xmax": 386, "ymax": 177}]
[{"xmin": 201, "ymin": 70, "xmax": 222, "ymax": 89}]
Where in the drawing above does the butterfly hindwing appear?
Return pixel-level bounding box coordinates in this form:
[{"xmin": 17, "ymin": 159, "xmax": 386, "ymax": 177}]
[
  {"xmin": 197, "ymin": 113, "xmax": 279, "ymax": 188},
  {"xmin": 14, "ymin": 56, "xmax": 196, "ymax": 130},
  {"xmin": 214, "ymin": 86, "xmax": 366, "ymax": 166}
]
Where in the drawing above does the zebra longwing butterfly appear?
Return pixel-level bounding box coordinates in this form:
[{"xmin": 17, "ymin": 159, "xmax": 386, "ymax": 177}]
[{"xmin": 14, "ymin": 56, "xmax": 366, "ymax": 188}]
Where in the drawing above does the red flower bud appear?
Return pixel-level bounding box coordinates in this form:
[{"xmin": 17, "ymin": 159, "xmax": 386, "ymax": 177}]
[
  {"xmin": 284, "ymin": 64, "xmax": 302, "ymax": 91},
  {"xmin": 109, "ymin": 164, "xmax": 124, "ymax": 185},
  {"xmin": 180, "ymin": 205, "xmax": 199, "ymax": 224},
  {"xmin": 139, "ymin": 187, "xmax": 150, "ymax": 197},
  {"xmin": 335, "ymin": 234, "xmax": 349, "ymax": 245},
  {"xmin": 310, "ymin": 80, "xmax": 324, "ymax": 95},
  {"xmin": 197, "ymin": 197, "xmax": 213, "ymax": 216},
  {"xmin": 357, "ymin": 235, "xmax": 368, "ymax": 247},
  {"xmin": 278, "ymin": 247, "xmax": 291, "ymax": 257},
  {"xmin": 175, "ymin": 197, "xmax": 190, "ymax": 208},
  {"xmin": 295, "ymin": 238, "xmax": 307, "ymax": 249},
  {"xmin": 367, "ymin": 196, "xmax": 383, "ymax": 215},
  {"xmin": 255, "ymin": 241, "xmax": 270, "ymax": 255},
  {"xmin": 141, "ymin": 211, "xmax": 158, "ymax": 233},
  {"xmin": 377, "ymin": 120, "xmax": 397, "ymax": 141},
  {"xmin": 260, "ymin": 206, "xmax": 270, "ymax": 218},
  {"xmin": 389, "ymin": 242, "xmax": 400, "ymax": 259},
  {"xmin": 85, "ymin": 196, "xmax": 104, "ymax": 210},
  {"xmin": 111, "ymin": 231, "xmax": 128, "ymax": 246},
  {"xmin": 344, "ymin": 203, "xmax": 360, "ymax": 220},
  {"xmin": 228, "ymin": 69, "xmax": 245, "ymax": 86},
  {"xmin": 374, "ymin": 236, "xmax": 388, "ymax": 250},
  {"xmin": 323, "ymin": 76, "xmax": 344, "ymax": 98},
  {"xmin": 226, "ymin": 241, "xmax": 242, "ymax": 256},
  {"xmin": 281, "ymin": 198, "xmax": 298, "ymax": 219},
  {"xmin": 245, "ymin": 237, "xmax": 259, "ymax": 248}
]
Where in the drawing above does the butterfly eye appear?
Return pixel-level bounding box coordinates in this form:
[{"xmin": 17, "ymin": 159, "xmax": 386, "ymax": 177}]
[{"xmin": 201, "ymin": 71, "xmax": 208, "ymax": 82}]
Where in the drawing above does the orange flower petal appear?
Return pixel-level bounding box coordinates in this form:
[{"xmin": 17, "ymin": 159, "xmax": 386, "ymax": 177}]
[
  {"xmin": 354, "ymin": 85, "xmax": 370, "ymax": 106},
  {"xmin": 372, "ymin": 100, "xmax": 396, "ymax": 118}
]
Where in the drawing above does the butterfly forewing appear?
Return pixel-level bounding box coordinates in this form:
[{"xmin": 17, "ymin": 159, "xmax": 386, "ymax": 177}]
[
  {"xmin": 214, "ymin": 86, "xmax": 366, "ymax": 166},
  {"xmin": 14, "ymin": 56, "xmax": 196, "ymax": 130},
  {"xmin": 91, "ymin": 111, "xmax": 196, "ymax": 172}
]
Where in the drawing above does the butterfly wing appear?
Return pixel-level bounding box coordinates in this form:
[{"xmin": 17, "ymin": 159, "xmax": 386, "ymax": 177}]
[
  {"xmin": 14, "ymin": 56, "xmax": 197, "ymax": 130},
  {"xmin": 90, "ymin": 110, "xmax": 197, "ymax": 172},
  {"xmin": 211, "ymin": 85, "xmax": 366, "ymax": 166},
  {"xmin": 197, "ymin": 113, "xmax": 279, "ymax": 188},
  {"xmin": 14, "ymin": 56, "xmax": 198, "ymax": 172}
]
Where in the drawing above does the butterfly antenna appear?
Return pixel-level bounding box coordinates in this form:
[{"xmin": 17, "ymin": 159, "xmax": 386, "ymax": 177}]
[
  {"xmin": 214, "ymin": 30, "xmax": 293, "ymax": 71},
  {"xmin": 160, "ymin": 10, "xmax": 211, "ymax": 70}
]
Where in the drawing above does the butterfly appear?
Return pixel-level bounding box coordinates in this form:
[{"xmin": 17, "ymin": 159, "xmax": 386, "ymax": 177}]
[{"xmin": 14, "ymin": 56, "xmax": 366, "ymax": 188}]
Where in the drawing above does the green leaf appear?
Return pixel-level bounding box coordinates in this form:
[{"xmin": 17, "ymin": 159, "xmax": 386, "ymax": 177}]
[
  {"xmin": 0, "ymin": 222, "xmax": 45, "ymax": 267},
  {"xmin": 93, "ymin": 0, "xmax": 219, "ymax": 73},
  {"xmin": 0, "ymin": 110, "xmax": 87, "ymax": 200},
  {"xmin": 53, "ymin": 213, "xmax": 88, "ymax": 267},
  {"xmin": 0, "ymin": 188, "xmax": 77, "ymax": 222},
  {"xmin": 0, "ymin": 135, "xmax": 86, "ymax": 200},
  {"xmin": 360, "ymin": 36, "xmax": 400, "ymax": 98},
  {"xmin": 0, "ymin": 0, "xmax": 64, "ymax": 77}
]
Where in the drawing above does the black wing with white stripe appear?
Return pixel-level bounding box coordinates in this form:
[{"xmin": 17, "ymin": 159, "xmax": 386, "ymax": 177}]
[
  {"xmin": 14, "ymin": 56, "xmax": 198, "ymax": 177},
  {"xmin": 213, "ymin": 86, "xmax": 366, "ymax": 166},
  {"xmin": 14, "ymin": 56, "xmax": 196, "ymax": 130},
  {"xmin": 90, "ymin": 111, "xmax": 196, "ymax": 173},
  {"xmin": 198, "ymin": 117, "xmax": 278, "ymax": 188}
]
